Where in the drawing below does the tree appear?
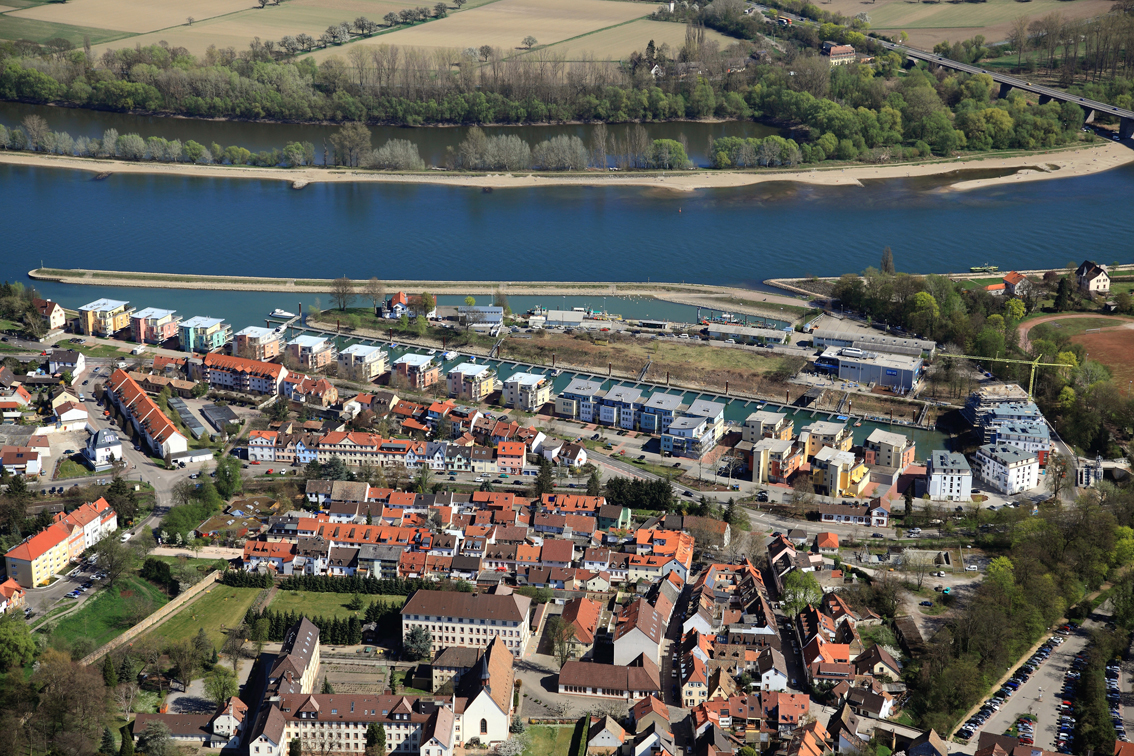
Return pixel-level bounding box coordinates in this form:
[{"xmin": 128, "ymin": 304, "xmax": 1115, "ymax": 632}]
[
  {"xmin": 204, "ymin": 666, "xmax": 238, "ymax": 705},
  {"xmin": 1054, "ymin": 276, "xmax": 1074, "ymax": 312},
  {"xmin": 290, "ymin": 738, "xmax": 302, "ymax": 756},
  {"xmin": 902, "ymin": 549, "xmax": 937, "ymax": 591},
  {"xmin": 100, "ymin": 726, "xmax": 117, "ymax": 756},
  {"xmin": 532, "ymin": 457, "xmax": 554, "ymax": 498},
  {"xmin": 434, "ymin": 2, "xmax": 447, "ymax": 16},
  {"xmin": 366, "ymin": 722, "xmax": 386, "ymax": 756},
  {"xmin": 252, "ymin": 617, "xmax": 271, "ymax": 656},
  {"xmin": 782, "ymin": 570, "xmax": 823, "ymax": 615},
  {"xmin": 214, "ymin": 454, "xmax": 243, "ymax": 499},
  {"xmin": 464, "ymin": 296, "xmax": 476, "ymax": 307},
  {"xmin": 118, "ymin": 727, "xmax": 134, "ymax": 756},
  {"xmin": 0, "ymin": 614, "xmax": 36, "ymax": 670},
  {"xmin": 331, "ymin": 276, "xmax": 356, "ymax": 311},
  {"xmin": 94, "ymin": 536, "xmax": 137, "ymax": 587},
  {"xmin": 166, "ymin": 639, "xmax": 198, "ymax": 692},
  {"xmin": 1047, "ymin": 452, "xmax": 1072, "ymax": 504},
  {"xmin": 364, "ymin": 277, "xmax": 385, "ymax": 311},
  {"xmin": 21, "ymin": 114, "xmax": 49, "ymax": 151},
  {"xmin": 1009, "ymin": 15, "xmax": 1030, "ymax": 69},
  {"xmin": 137, "ymin": 721, "xmax": 173, "ymax": 756},
  {"xmin": 186, "ymin": 15, "xmax": 193, "ymax": 24},
  {"xmin": 881, "ymin": 246, "xmax": 895, "ymax": 274},
  {"xmin": 420, "ymin": 292, "xmax": 435, "ymax": 316},
  {"xmin": 103, "ymin": 652, "xmax": 119, "ymax": 688},
  {"xmin": 330, "ymin": 122, "xmax": 371, "ymax": 167},
  {"xmin": 222, "ymin": 624, "xmax": 247, "ymax": 672},
  {"xmin": 105, "ymin": 475, "xmax": 139, "ymax": 523},
  {"xmin": 194, "ymin": 627, "xmax": 212, "ymax": 659},
  {"xmin": 404, "ymin": 625, "xmax": 432, "ymax": 659},
  {"xmin": 522, "ymin": 35, "xmax": 537, "ymax": 49},
  {"xmin": 548, "ymin": 616, "xmax": 576, "ymax": 668},
  {"xmin": 347, "ymin": 593, "xmax": 364, "ymax": 611},
  {"xmin": 322, "ymin": 676, "xmax": 335, "ymax": 694},
  {"xmin": 586, "ymin": 468, "xmax": 602, "ymax": 496}
]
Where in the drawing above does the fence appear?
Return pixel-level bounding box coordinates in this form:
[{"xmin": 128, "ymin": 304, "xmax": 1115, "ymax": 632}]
[{"xmin": 79, "ymin": 570, "xmax": 222, "ymax": 667}]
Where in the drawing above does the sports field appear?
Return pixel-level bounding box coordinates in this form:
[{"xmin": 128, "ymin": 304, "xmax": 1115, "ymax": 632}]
[
  {"xmin": 819, "ymin": 0, "xmax": 1112, "ymax": 48},
  {"xmin": 1072, "ymin": 327, "xmax": 1134, "ymax": 391},
  {"xmin": 307, "ymin": 0, "xmax": 652, "ymax": 61}
]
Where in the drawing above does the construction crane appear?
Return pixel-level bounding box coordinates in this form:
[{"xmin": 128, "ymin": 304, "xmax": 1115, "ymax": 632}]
[{"xmin": 953, "ymin": 353, "xmax": 1069, "ymax": 399}]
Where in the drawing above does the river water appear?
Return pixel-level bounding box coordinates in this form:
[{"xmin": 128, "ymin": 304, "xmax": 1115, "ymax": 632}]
[{"xmin": 0, "ymin": 101, "xmax": 782, "ymax": 167}]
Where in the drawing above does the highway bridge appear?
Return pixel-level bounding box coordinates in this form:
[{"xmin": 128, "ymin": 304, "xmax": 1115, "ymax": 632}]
[{"xmin": 875, "ymin": 40, "xmax": 1134, "ymax": 140}]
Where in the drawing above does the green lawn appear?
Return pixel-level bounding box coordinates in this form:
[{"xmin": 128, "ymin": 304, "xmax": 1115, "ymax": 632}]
[
  {"xmin": 391, "ymin": 667, "xmax": 431, "ymax": 695},
  {"xmin": 144, "ymin": 555, "xmax": 226, "ymax": 573},
  {"xmin": 267, "ymin": 591, "xmax": 406, "ymax": 622},
  {"xmin": 142, "ymin": 585, "xmax": 261, "ymax": 650},
  {"xmin": 523, "ymin": 725, "xmax": 577, "ymax": 756},
  {"xmin": 55, "ymin": 457, "xmax": 98, "ymax": 480},
  {"xmin": 1037, "ymin": 316, "xmax": 1133, "ymax": 338},
  {"xmin": 45, "ymin": 575, "xmax": 169, "ymax": 649}
]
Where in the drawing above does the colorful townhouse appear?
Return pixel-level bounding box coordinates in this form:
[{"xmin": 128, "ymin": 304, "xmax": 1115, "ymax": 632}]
[
  {"xmin": 130, "ymin": 307, "xmax": 181, "ymax": 345},
  {"xmin": 862, "ymin": 429, "xmax": 916, "ymax": 469},
  {"xmin": 234, "ymin": 326, "xmax": 283, "ymax": 361},
  {"xmin": 393, "ymin": 354, "xmax": 441, "ymax": 390},
  {"xmin": 179, "ymin": 316, "xmax": 233, "ymax": 353},
  {"xmin": 338, "ymin": 344, "xmax": 389, "ymax": 381},
  {"xmin": 447, "ymin": 363, "xmax": 496, "ymax": 402},
  {"xmin": 503, "ymin": 372, "xmax": 552, "ymax": 412},
  {"xmin": 78, "ymin": 298, "xmax": 132, "ymax": 337}
]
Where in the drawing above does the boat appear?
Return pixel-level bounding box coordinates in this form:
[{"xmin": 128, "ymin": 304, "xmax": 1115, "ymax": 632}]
[
  {"xmin": 969, "ymin": 263, "xmax": 999, "ymax": 273},
  {"xmin": 269, "ymin": 309, "xmax": 295, "ymax": 319},
  {"xmin": 443, "ymin": 350, "xmax": 457, "ymax": 360}
]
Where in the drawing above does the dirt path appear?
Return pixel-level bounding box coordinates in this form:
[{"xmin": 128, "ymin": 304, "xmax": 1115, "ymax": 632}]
[{"xmin": 1018, "ymin": 313, "xmax": 1134, "ymax": 352}]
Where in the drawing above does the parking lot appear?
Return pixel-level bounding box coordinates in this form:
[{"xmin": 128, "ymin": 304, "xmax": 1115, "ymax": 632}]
[{"xmin": 959, "ymin": 630, "xmax": 1081, "ymax": 749}]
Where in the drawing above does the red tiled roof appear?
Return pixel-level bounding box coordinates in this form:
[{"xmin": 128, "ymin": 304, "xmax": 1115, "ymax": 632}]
[
  {"xmin": 562, "ymin": 597, "xmax": 603, "ymax": 645},
  {"xmin": 106, "ymin": 369, "xmax": 183, "ymax": 446},
  {"xmin": 5, "ymin": 523, "xmax": 69, "ymax": 562},
  {"xmin": 203, "ymin": 352, "xmax": 283, "ymax": 379}
]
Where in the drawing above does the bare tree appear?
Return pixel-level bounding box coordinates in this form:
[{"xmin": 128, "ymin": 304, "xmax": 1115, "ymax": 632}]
[
  {"xmin": 21, "ymin": 115, "xmax": 49, "ymax": 152},
  {"xmin": 222, "ymin": 624, "xmax": 247, "ymax": 673},
  {"xmin": 114, "ymin": 681, "xmax": 140, "ymax": 714},
  {"xmin": 364, "ymin": 277, "xmax": 385, "ymax": 311},
  {"xmin": 548, "ymin": 616, "xmax": 576, "ymax": 668},
  {"xmin": 330, "ymin": 276, "xmax": 356, "ymax": 311},
  {"xmin": 901, "ymin": 550, "xmax": 937, "ymax": 591},
  {"xmin": 186, "ymin": 16, "xmax": 194, "ymax": 25},
  {"xmin": 590, "ymin": 123, "xmax": 608, "ymax": 170}
]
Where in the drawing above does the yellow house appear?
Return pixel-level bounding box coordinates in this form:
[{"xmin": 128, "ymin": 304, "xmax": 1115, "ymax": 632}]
[
  {"xmin": 4, "ymin": 524, "xmax": 72, "ymax": 587},
  {"xmin": 78, "ymin": 298, "xmax": 132, "ymax": 337},
  {"xmin": 446, "ymin": 363, "xmax": 496, "ymax": 402},
  {"xmin": 812, "ymin": 446, "xmax": 870, "ymax": 498}
]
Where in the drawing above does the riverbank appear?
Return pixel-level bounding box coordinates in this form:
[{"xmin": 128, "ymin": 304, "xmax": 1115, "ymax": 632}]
[
  {"xmin": 27, "ymin": 268, "xmax": 816, "ymax": 320},
  {"xmin": 2, "ymin": 141, "xmax": 1129, "ymax": 192}
]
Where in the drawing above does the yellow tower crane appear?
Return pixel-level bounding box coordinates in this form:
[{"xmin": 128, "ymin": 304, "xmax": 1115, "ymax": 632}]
[{"xmin": 955, "ymin": 354, "xmax": 1070, "ymax": 399}]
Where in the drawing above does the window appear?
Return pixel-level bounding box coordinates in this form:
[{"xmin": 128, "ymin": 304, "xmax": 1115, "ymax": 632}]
[{"xmin": 481, "ymin": 719, "xmax": 488, "ymax": 734}]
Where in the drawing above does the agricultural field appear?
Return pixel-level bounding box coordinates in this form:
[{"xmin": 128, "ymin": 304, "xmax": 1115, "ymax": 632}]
[
  {"xmin": 267, "ymin": 590, "xmax": 406, "ymax": 621},
  {"xmin": 307, "ymin": 0, "xmax": 653, "ymax": 62},
  {"xmin": 547, "ymin": 17, "xmax": 731, "ymax": 61},
  {"xmin": 8, "ymin": 0, "xmax": 252, "ymax": 35},
  {"xmin": 819, "ymin": 0, "xmax": 1113, "ymax": 48}
]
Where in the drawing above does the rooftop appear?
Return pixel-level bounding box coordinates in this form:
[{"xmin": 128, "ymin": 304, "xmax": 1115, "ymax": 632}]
[
  {"xmin": 132, "ymin": 307, "xmax": 176, "ymax": 320},
  {"xmin": 929, "ymin": 450, "xmax": 970, "ymax": 471},
  {"xmin": 340, "ymin": 343, "xmax": 385, "ymax": 357},
  {"xmin": 288, "ymin": 334, "xmax": 329, "ymax": 348},
  {"xmin": 865, "ymin": 428, "xmax": 911, "ymax": 448},
  {"xmin": 506, "ymin": 372, "xmax": 548, "ymax": 387},
  {"xmin": 686, "ymin": 398, "xmax": 726, "ymax": 418},
  {"xmin": 978, "ymin": 443, "xmax": 1038, "ymax": 465},
  {"xmin": 181, "ymin": 316, "xmax": 225, "ymax": 329},
  {"xmin": 562, "ymin": 377, "xmax": 605, "ymax": 397},
  {"xmin": 605, "ymin": 386, "xmax": 642, "ymax": 404},
  {"xmin": 449, "ymin": 363, "xmax": 492, "ymax": 378},
  {"xmin": 235, "ymin": 326, "xmax": 276, "ymax": 338},
  {"xmin": 643, "ymin": 392, "xmax": 683, "ymax": 411},
  {"xmin": 78, "ymin": 298, "xmax": 128, "ymax": 312},
  {"xmin": 394, "ymin": 354, "xmax": 435, "ymax": 368}
]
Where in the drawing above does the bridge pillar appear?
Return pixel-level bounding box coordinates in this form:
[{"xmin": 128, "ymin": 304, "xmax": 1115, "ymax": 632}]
[
  {"xmin": 1085, "ymin": 109, "xmax": 1096, "ymax": 124},
  {"xmin": 1039, "ymin": 94, "xmax": 1052, "ymax": 105},
  {"xmin": 902, "ymin": 57, "xmax": 916, "ymax": 70},
  {"xmin": 997, "ymin": 82, "xmax": 1013, "ymax": 99},
  {"xmin": 1122, "ymin": 117, "xmax": 1134, "ymax": 141}
]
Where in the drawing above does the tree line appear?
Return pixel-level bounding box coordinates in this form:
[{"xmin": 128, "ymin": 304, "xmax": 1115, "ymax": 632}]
[
  {"xmin": 276, "ymin": 573, "xmax": 472, "ymax": 595},
  {"xmin": 244, "ymin": 606, "xmax": 365, "ymax": 645}
]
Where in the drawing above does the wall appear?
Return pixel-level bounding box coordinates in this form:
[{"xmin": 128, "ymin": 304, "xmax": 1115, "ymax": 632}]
[{"xmin": 79, "ymin": 570, "xmax": 222, "ymax": 667}]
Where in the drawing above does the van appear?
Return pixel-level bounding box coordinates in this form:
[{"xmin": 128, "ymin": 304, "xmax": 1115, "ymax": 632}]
[{"xmin": 120, "ymin": 532, "xmax": 132, "ymax": 543}]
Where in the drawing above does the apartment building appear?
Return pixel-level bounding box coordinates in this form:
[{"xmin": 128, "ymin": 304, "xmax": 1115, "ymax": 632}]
[
  {"xmin": 234, "ymin": 326, "xmax": 283, "ymax": 361},
  {"xmin": 78, "ymin": 298, "xmax": 132, "ymax": 336},
  {"xmin": 287, "ymin": 335, "xmax": 336, "ymax": 371},
  {"xmin": 743, "ymin": 411, "xmax": 793, "ymax": 443},
  {"xmin": 393, "ymin": 354, "xmax": 441, "ymax": 390},
  {"xmin": 4, "ymin": 523, "xmax": 71, "ymax": 587},
  {"xmin": 503, "ymin": 372, "xmax": 551, "ymax": 412},
  {"xmin": 684, "ymin": 399, "xmax": 726, "ymax": 442},
  {"xmin": 105, "ymin": 369, "xmax": 188, "ymax": 458},
  {"xmin": 926, "ymin": 450, "xmax": 972, "ymax": 502},
  {"xmin": 975, "ymin": 443, "xmax": 1039, "ymax": 495},
  {"xmin": 130, "ymin": 307, "xmax": 180, "ymax": 345},
  {"xmin": 556, "ymin": 378, "xmax": 604, "ymax": 423},
  {"xmin": 811, "ymin": 447, "xmax": 869, "ymax": 498},
  {"xmin": 821, "ymin": 41, "xmax": 855, "ymax": 65},
  {"xmin": 751, "ymin": 438, "xmax": 802, "ymax": 484},
  {"xmin": 201, "ymin": 353, "xmax": 288, "ymax": 395},
  {"xmin": 446, "ymin": 363, "xmax": 496, "ymax": 402},
  {"xmin": 599, "ymin": 386, "xmax": 642, "ymax": 430},
  {"xmin": 495, "ymin": 441, "xmax": 526, "ymax": 475},
  {"xmin": 179, "ymin": 316, "xmax": 233, "ymax": 353},
  {"xmin": 798, "ymin": 420, "xmax": 853, "ymax": 458},
  {"xmin": 400, "ymin": 589, "xmax": 532, "ymax": 658},
  {"xmin": 661, "ymin": 416, "xmax": 714, "ymax": 459},
  {"xmin": 862, "ymin": 429, "xmax": 916, "ymax": 469},
  {"xmin": 338, "ymin": 344, "xmax": 389, "ymax": 382},
  {"xmin": 638, "ymin": 393, "xmax": 683, "ymax": 435}
]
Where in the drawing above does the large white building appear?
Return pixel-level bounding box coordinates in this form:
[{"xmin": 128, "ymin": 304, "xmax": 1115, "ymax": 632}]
[
  {"xmin": 974, "ymin": 443, "xmax": 1039, "ymax": 495},
  {"xmin": 401, "ymin": 589, "xmax": 531, "ymax": 658},
  {"xmin": 83, "ymin": 428, "xmax": 123, "ymax": 470},
  {"xmin": 503, "ymin": 372, "xmax": 552, "ymax": 412},
  {"xmin": 926, "ymin": 450, "xmax": 972, "ymax": 502}
]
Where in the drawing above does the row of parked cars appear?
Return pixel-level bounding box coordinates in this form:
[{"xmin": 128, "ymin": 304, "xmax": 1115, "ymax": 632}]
[
  {"xmin": 958, "ymin": 634, "xmax": 1066, "ymax": 741},
  {"xmin": 1107, "ymin": 661, "xmax": 1127, "ymax": 742},
  {"xmin": 1057, "ymin": 642, "xmax": 1090, "ymax": 754}
]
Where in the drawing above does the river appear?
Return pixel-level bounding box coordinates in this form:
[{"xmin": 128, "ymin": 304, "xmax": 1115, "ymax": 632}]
[{"xmin": 0, "ymin": 101, "xmax": 783, "ymax": 167}]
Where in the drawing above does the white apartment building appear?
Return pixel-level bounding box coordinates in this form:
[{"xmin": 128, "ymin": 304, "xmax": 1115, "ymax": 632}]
[
  {"xmin": 338, "ymin": 344, "xmax": 390, "ymax": 381},
  {"xmin": 974, "ymin": 443, "xmax": 1039, "ymax": 496},
  {"xmin": 926, "ymin": 450, "xmax": 972, "ymax": 502},
  {"xmin": 503, "ymin": 372, "xmax": 552, "ymax": 412}
]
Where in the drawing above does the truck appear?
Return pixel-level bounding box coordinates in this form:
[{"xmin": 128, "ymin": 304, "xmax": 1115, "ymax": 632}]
[
  {"xmin": 777, "ymin": 16, "xmax": 792, "ymax": 25},
  {"xmin": 131, "ymin": 345, "xmax": 146, "ymax": 355}
]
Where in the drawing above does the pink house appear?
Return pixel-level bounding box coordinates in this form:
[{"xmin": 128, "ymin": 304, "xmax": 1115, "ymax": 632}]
[{"xmin": 496, "ymin": 441, "xmax": 527, "ymax": 475}]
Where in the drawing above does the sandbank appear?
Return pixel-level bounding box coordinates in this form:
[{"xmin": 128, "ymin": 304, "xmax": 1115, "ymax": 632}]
[{"xmin": 2, "ymin": 141, "xmax": 1130, "ymax": 191}]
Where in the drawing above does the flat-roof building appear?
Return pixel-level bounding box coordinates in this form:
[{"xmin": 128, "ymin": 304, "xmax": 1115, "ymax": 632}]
[
  {"xmin": 503, "ymin": 372, "xmax": 552, "ymax": 412},
  {"xmin": 814, "ymin": 347, "xmax": 923, "ymax": 394},
  {"xmin": 556, "ymin": 377, "xmax": 605, "ymax": 423}
]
